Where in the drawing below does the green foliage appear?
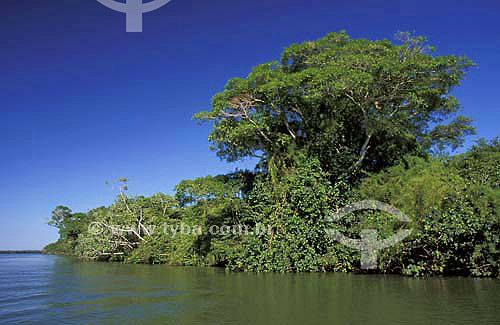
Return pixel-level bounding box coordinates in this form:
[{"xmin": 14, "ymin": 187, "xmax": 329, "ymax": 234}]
[
  {"xmin": 175, "ymin": 171, "xmax": 253, "ymax": 206},
  {"xmin": 357, "ymin": 156, "xmax": 500, "ymax": 277},
  {"xmin": 126, "ymin": 234, "xmax": 170, "ymax": 264},
  {"xmin": 44, "ymin": 32, "xmax": 498, "ymax": 279},
  {"xmin": 43, "ymin": 239, "xmax": 74, "ymax": 255},
  {"xmin": 450, "ymin": 137, "xmax": 500, "ymax": 189},
  {"xmin": 195, "ymin": 31, "xmax": 475, "ymax": 181},
  {"xmin": 48, "ymin": 206, "xmax": 90, "ymax": 240},
  {"xmin": 225, "ymin": 156, "xmax": 354, "ymax": 272}
]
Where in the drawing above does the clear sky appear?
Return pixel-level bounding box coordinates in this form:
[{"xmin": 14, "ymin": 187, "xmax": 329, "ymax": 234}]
[{"xmin": 1, "ymin": 0, "xmax": 499, "ymax": 249}]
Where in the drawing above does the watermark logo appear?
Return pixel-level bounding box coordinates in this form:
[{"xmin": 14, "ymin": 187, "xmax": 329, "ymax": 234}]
[
  {"xmin": 88, "ymin": 222, "xmax": 273, "ymax": 237},
  {"xmin": 325, "ymin": 200, "xmax": 412, "ymax": 270},
  {"xmin": 96, "ymin": 0, "xmax": 172, "ymax": 32},
  {"xmin": 88, "ymin": 222, "xmax": 104, "ymax": 235}
]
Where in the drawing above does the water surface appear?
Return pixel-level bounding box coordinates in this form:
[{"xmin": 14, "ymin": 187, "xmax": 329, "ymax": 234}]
[{"xmin": 0, "ymin": 254, "xmax": 498, "ymax": 324}]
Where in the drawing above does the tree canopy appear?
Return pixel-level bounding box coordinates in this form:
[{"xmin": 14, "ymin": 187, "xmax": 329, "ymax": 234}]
[{"xmin": 195, "ymin": 31, "xmax": 475, "ymax": 179}]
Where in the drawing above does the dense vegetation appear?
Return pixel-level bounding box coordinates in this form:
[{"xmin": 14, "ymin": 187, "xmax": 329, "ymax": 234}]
[{"xmin": 44, "ymin": 32, "xmax": 499, "ymax": 277}]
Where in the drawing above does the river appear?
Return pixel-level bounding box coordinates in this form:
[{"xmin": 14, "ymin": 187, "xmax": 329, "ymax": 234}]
[{"xmin": 0, "ymin": 254, "xmax": 498, "ymax": 324}]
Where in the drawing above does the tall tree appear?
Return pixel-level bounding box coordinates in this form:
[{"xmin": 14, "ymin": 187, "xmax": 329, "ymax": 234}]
[
  {"xmin": 195, "ymin": 31, "xmax": 475, "ymax": 180},
  {"xmin": 48, "ymin": 206, "xmax": 89, "ymax": 240}
]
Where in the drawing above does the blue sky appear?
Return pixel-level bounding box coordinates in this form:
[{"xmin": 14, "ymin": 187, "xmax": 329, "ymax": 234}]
[{"xmin": 1, "ymin": 0, "xmax": 499, "ymax": 249}]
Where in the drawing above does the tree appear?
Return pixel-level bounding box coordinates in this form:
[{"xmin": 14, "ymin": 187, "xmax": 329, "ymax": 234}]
[
  {"xmin": 48, "ymin": 206, "xmax": 72, "ymax": 230},
  {"xmin": 48, "ymin": 206, "xmax": 86, "ymax": 240},
  {"xmin": 356, "ymin": 154, "xmax": 499, "ymax": 277},
  {"xmin": 226, "ymin": 155, "xmax": 352, "ymax": 272},
  {"xmin": 195, "ymin": 31, "xmax": 475, "ymax": 180},
  {"xmin": 451, "ymin": 137, "xmax": 500, "ymax": 188},
  {"xmin": 47, "ymin": 206, "xmax": 91, "ymax": 255}
]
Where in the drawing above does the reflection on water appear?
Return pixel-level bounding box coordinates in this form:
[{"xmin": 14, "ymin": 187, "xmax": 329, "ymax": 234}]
[{"xmin": 0, "ymin": 254, "xmax": 498, "ymax": 324}]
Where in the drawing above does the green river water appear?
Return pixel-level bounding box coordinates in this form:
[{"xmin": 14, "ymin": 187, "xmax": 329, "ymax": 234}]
[{"xmin": 0, "ymin": 254, "xmax": 498, "ymax": 324}]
